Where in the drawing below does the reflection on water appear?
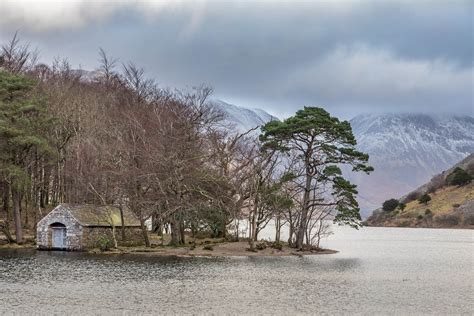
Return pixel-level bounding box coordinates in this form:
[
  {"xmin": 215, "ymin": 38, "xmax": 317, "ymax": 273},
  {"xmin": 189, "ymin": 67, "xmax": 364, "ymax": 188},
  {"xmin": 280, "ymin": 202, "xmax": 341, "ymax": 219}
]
[{"xmin": 0, "ymin": 227, "xmax": 473, "ymax": 314}]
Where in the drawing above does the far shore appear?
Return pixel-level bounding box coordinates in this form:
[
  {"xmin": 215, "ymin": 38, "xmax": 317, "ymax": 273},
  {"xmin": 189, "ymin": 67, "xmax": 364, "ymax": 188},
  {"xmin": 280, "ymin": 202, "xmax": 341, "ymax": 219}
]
[{"xmin": 0, "ymin": 240, "xmax": 337, "ymax": 257}]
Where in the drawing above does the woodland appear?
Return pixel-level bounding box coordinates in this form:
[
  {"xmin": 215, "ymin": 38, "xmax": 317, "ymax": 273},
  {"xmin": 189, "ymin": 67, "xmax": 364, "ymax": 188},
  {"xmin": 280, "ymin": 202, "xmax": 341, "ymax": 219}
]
[{"xmin": 0, "ymin": 34, "xmax": 372, "ymax": 251}]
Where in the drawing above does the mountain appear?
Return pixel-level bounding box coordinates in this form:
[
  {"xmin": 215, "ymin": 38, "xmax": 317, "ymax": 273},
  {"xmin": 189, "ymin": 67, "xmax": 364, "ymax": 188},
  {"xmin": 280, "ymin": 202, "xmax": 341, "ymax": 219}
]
[
  {"xmin": 209, "ymin": 99, "xmax": 278, "ymax": 134},
  {"xmin": 348, "ymin": 113, "xmax": 474, "ymax": 217},
  {"xmin": 365, "ymin": 154, "xmax": 474, "ymax": 228}
]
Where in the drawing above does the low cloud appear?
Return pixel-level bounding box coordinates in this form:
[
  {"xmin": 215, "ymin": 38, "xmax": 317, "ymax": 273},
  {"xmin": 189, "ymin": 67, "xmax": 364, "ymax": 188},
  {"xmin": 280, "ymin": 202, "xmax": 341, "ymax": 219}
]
[
  {"xmin": 0, "ymin": 0, "xmax": 202, "ymax": 32},
  {"xmin": 281, "ymin": 46, "xmax": 472, "ymax": 115},
  {"xmin": 0, "ymin": 0, "xmax": 471, "ymax": 118}
]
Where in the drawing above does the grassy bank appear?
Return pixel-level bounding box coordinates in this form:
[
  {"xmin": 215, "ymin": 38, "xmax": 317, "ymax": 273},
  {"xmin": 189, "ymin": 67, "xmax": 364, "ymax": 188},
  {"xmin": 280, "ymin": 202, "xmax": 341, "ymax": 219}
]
[{"xmin": 89, "ymin": 240, "xmax": 337, "ymax": 257}]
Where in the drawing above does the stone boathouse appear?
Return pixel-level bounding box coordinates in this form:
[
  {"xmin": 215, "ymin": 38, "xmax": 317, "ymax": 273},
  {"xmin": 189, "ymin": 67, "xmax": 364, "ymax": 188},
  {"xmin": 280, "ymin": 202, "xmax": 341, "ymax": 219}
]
[{"xmin": 37, "ymin": 204, "xmax": 143, "ymax": 250}]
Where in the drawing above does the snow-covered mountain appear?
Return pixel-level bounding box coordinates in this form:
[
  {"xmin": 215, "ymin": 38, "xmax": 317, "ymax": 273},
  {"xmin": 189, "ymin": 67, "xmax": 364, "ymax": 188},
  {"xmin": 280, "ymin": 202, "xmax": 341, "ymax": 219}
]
[
  {"xmin": 348, "ymin": 113, "xmax": 474, "ymax": 217},
  {"xmin": 209, "ymin": 99, "xmax": 279, "ymax": 134}
]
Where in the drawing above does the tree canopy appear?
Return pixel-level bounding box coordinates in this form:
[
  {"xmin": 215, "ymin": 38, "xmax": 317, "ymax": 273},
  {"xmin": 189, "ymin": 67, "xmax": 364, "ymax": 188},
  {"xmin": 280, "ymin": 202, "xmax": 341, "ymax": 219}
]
[{"xmin": 260, "ymin": 107, "xmax": 373, "ymax": 249}]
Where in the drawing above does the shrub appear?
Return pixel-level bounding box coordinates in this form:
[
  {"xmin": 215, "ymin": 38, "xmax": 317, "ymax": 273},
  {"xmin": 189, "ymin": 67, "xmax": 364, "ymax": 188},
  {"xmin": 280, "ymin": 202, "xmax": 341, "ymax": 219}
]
[
  {"xmin": 398, "ymin": 220, "xmax": 411, "ymax": 227},
  {"xmin": 446, "ymin": 167, "xmax": 473, "ymax": 186},
  {"xmin": 434, "ymin": 214, "xmax": 460, "ymax": 226},
  {"xmin": 399, "ymin": 203, "xmax": 406, "ymax": 211},
  {"xmin": 203, "ymin": 245, "xmax": 214, "ymax": 251},
  {"xmin": 418, "ymin": 193, "xmax": 431, "ymax": 205},
  {"xmin": 271, "ymin": 241, "xmax": 283, "ymax": 251},
  {"xmin": 452, "ymin": 203, "xmax": 460, "ymax": 208},
  {"xmin": 382, "ymin": 199, "xmax": 399, "ymax": 212},
  {"xmin": 417, "ymin": 215, "xmax": 423, "ymax": 220},
  {"xmin": 97, "ymin": 235, "xmax": 112, "ymax": 252},
  {"xmin": 255, "ymin": 242, "xmax": 267, "ymax": 250},
  {"xmin": 463, "ymin": 213, "xmax": 474, "ymax": 226},
  {"xmin": 225, "ymin": 235, "xmax": 239, "ymax": 242},
  {"xmin": 425, "ymin": 209, "xmax": 432, "ymax": 216}
]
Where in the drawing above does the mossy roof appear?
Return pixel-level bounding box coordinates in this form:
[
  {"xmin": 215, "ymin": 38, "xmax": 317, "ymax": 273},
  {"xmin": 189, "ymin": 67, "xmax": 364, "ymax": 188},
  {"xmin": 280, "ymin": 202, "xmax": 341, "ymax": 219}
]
[{"xmin": 63, "ymin": 204, "xmax": 141, "ymax": 227}]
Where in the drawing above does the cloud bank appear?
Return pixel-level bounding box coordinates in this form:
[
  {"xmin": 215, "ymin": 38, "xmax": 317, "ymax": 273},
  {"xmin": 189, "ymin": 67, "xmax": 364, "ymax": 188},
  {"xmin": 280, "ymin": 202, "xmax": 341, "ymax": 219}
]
[{"xmin": 0, "ymin": 0, "xmax": 472, "ymax": 118}]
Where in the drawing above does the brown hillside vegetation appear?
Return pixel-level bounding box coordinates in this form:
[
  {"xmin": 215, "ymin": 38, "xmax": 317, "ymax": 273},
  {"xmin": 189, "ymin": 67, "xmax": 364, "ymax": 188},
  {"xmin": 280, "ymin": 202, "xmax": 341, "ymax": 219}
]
[{"xmin": 366, "ymin": 154, "xmax": 474, "ymax": 228}]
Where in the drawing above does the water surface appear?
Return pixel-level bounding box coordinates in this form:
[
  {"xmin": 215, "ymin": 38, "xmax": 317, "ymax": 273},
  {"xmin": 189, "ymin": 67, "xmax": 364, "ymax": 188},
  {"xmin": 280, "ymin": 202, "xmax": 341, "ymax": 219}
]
[{"xmin": 0, "ymin": 227, "xmax": 472, "ymax": 314}]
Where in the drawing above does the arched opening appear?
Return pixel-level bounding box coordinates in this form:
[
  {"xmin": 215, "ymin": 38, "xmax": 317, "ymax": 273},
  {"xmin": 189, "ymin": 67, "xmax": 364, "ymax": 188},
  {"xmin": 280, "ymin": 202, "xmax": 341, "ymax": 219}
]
[{"xmin": 50, "ymin": 222, "xmax": 67, "ymax": 249}]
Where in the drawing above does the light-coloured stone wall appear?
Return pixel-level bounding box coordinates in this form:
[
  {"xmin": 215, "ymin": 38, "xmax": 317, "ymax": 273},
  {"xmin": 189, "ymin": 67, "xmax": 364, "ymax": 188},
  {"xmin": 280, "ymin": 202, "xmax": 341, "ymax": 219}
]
[
  {"xmin": 37, "ymin": 204, "xmax": 144, "ymax": 250},
  {"xmin": 36, "ymin": 205, "xmax": 83, "ymax": 250}
]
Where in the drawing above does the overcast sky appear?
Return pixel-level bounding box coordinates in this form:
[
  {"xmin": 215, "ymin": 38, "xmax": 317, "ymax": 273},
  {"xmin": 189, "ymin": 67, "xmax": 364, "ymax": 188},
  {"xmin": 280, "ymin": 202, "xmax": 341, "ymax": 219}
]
[{"xmin": 0, "ymin": 0, "xmax": 472, "ymax": 119}]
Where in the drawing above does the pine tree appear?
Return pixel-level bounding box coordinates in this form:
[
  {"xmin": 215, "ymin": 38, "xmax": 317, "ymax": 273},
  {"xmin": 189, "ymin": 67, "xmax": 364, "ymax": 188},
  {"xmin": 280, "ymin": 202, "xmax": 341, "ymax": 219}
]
[
  {"xmin": 0, "ymin": 71, "xmax": 55, "ymax": 243},
  {"xmin": 260, "ymin": 107, "xmax": 373, "ymax": 249}
]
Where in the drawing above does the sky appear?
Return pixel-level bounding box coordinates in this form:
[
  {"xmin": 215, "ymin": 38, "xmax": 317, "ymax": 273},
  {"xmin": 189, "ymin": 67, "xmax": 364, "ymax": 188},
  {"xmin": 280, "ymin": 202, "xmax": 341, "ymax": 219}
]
[{"xmin": 0, "ymin": 0, "xmax": 472, "ymax": 119}]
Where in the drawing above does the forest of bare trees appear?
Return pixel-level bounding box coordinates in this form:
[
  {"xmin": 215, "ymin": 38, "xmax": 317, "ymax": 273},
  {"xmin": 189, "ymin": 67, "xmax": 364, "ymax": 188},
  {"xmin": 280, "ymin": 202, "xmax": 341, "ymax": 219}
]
[{"xmin": 0, "ymin": 34, "xmax": 371, "ymax": 250}]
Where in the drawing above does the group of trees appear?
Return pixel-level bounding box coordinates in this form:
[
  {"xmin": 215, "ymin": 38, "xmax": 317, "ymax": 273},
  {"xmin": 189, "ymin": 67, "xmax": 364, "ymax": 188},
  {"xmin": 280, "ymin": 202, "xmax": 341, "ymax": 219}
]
[{"xmin": 0, "ymin": 34, "xmax": 371, "ymax": 250}]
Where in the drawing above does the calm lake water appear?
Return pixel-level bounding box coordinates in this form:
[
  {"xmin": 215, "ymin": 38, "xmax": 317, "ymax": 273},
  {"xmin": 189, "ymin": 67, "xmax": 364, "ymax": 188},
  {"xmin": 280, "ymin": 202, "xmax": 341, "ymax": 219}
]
[{"xmin": 0, "ymin": 226, "xmax": 473, "ymax": 315}]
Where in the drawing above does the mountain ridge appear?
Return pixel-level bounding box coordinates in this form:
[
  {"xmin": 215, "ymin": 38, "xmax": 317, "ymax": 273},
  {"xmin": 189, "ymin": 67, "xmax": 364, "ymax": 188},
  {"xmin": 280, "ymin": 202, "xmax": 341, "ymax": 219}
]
[
  {"xmin": 348, "ymin": 112, "xmax": 474, "ymax": 217},
  {"xmin": 209, "ymin": 99, "xmax": 279, "ymax": 134}
]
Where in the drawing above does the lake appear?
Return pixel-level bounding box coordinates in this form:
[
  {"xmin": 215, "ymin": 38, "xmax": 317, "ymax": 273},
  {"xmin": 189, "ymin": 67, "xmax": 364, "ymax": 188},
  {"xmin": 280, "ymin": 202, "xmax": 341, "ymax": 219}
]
[{"xmin": 0, "ymin": 226, "xmax": 472, "ymax": 315}]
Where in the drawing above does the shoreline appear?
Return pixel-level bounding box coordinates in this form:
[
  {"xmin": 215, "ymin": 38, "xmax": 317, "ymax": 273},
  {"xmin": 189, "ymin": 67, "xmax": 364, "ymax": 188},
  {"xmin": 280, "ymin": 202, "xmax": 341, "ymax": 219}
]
[
  {"xmin": 363, "ymin": 223, "xmax": 474, "ymax": 230},
  {"xmin": 0, "ymin": 241, "xmax": 338, "ymax": 257}
]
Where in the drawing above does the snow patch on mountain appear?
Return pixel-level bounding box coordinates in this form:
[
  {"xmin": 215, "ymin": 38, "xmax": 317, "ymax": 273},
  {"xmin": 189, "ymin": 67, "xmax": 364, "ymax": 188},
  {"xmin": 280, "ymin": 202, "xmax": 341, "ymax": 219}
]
[
  {"xmin": 209, "ymin": 99, "xmax": 279, "ymax": 134},
  {"xmin": 348, "ymin": 113, "xmax": 474, "ymax": 217}
]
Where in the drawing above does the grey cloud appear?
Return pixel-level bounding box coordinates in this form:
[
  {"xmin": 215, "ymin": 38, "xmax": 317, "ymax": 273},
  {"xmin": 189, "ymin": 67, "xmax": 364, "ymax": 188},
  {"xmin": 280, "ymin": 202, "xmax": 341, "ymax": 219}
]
[{"xmin": 0, "ymin": 0, "xmax": 472, "ymax": 119}]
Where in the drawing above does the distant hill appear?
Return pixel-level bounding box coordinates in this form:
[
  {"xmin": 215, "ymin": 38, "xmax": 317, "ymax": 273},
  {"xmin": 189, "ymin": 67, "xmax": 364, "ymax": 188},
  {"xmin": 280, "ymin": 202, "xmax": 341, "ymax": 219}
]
[
  {"xmin": 348, "ymin": 113, "xmax": 474, "ymax": 217},
  {"xmin": 365, "ymin": 154, "xmax": 474, "ymax": 228},
  {"xmin": 209, "ymin": 99, "xmax": 278, "ymax": 134}
]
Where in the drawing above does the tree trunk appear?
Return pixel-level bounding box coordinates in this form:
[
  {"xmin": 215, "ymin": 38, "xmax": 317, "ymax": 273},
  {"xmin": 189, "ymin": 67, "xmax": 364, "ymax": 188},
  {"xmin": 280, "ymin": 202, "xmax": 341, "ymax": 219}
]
[
  {"xmin": 275, "ymin": 215, "xmax": 281, "ymax": 242},
  {"xmin": 140, "ymin": 218, "xmax": 150, "ymax": 247},
  {"xmin": 12, "ymin": 188, "xmax": 23, "ymax": 244},
  {"xmin": 119, "ymin": 203, "xmax": 125, "ymax": 241},
  {"xmin": 234, "ymin": 218, "xmax": 239, "ymax": 241},
  {"xmin": 296, "ymin": 171, "xmax": 312, "ymax": 250},
  {"xmin": 179, "ymin": 220, "xmax": 185, "ymax": 245},
  {"xmin": 2, "ymin": 183, "xmax": 10, "ymax": 223},
  {"xmin": 170, "ymin": 220, "xmax": 180, "ymax": 246},
  {"xmin": 288, "ymin": 225, "xmax": 293, "ymax": 247},
  {"xmin": 249, "ymin": 196, "xmax": 258, "ymax": 250},
  {"xmin": 24, "ymin": 193, "xmax": 28, "ymax": 228},
  {"xmin": 111, "ymin": 223, "xmax": 118, "ymax": 249}
]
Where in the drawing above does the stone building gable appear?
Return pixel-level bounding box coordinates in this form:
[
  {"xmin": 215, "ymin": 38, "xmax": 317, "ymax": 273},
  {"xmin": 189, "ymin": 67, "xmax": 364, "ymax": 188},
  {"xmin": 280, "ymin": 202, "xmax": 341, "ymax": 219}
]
[{"xmin": 36, "ymin": 204, "xmax": 83, "ymax": 250}]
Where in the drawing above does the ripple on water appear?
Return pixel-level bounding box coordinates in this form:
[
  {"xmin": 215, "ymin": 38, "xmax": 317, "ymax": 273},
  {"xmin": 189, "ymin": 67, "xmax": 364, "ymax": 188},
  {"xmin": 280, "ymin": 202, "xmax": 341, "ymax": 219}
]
[{"xmin": 0, "ymin": 227, "xmax": 473, "ymax": 314}]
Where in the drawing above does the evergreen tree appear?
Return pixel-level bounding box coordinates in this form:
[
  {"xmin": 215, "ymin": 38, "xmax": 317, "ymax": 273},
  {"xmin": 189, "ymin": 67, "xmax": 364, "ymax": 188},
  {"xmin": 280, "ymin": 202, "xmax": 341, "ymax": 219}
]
[
  {"xmin": 446, "ymin": 167, "xmax": 472, "ymax": 186},
  {"xmin": 0, "ymin": 71, "xmax": 55, "ymax": 243},
  {"xmin": 260, "ymin": 107, "xmax": 373, "ymax": 249},
  {"xmin": 382, "ymin": 199, "xmax": 399, "ymax": 212},
  {"xmin": 418, "ymin": 193, "xmax": 431, "ymax": 205}
]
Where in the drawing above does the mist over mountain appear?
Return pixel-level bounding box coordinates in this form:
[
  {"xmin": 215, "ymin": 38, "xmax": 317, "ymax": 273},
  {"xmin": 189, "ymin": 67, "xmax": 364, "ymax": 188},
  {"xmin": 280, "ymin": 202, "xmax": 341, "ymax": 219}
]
[{"xmin": 349, "ymin": 113, "xmax": 474, "ymax": 217}]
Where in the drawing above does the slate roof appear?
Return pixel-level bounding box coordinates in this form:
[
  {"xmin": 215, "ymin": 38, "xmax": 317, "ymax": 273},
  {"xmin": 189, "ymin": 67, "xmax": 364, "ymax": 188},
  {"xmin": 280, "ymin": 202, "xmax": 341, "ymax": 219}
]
[{"xmin": 62, "ymin": 204, "xmax": 141, "ymax": 227}]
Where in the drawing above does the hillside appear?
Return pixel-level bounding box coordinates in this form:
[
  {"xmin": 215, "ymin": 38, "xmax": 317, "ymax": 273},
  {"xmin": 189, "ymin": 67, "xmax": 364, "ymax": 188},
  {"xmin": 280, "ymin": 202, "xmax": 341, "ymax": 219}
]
[
  {"xmin": 366, "ymin": 154, "xmax": 474, "ymax": 228},
  {"xmin": 348, "ymin": 113, "xmax": 474, "ymax": 217}
]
